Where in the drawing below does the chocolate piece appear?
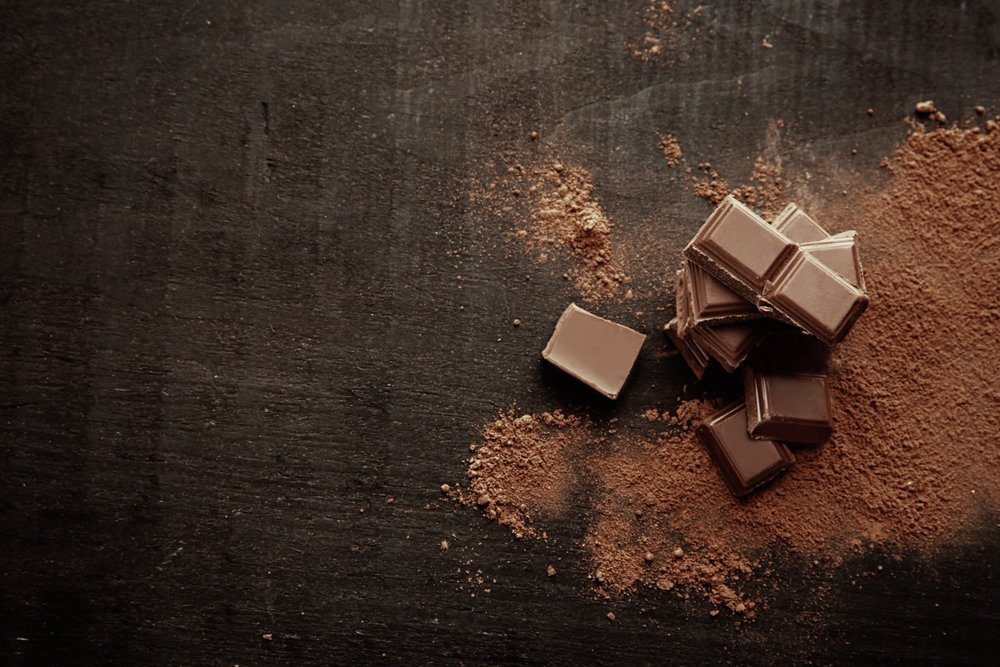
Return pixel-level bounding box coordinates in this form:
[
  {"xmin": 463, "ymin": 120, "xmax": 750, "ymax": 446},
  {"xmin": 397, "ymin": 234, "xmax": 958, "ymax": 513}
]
[
  {"xmin": 664, "ymin": 318, "xmax": 710, "ymax": 379},
  {"xmin": 772, "ymin": 203, "xmax": 829, "ymax": 243},
  {"xmin": 688, "ymin": 320, "xmax": 767, "ymax": 373},
  {"xmin": 744, "ymin": 368, "xmax": 833, "ymax": 445},
  {"xmin": 800, "ymin": 230, "xmax": 866, "ymax": 292},
  {"xmin": 684, "ymin": 195, "xmax": 798, "ymax": 304},
  {"xmin": 542, "ymin": 303, "xmax": 646, "ymax": 399},
  {"xmin": 684, "ymin": 259, "xmax": 761, "ymax": 326},
  {"xmin": 760, "ymin": 251, "xmax": 869, "ymax": 345},
  {"xmin": 696, "ymin": 401, "xmax": 795, "ymax": 497}
]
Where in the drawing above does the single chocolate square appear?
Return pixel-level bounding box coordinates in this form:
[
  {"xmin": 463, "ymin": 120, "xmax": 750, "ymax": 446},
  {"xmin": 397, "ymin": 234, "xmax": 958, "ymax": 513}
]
[
  {"xmin": 760, "ymin": 251, "xmax": 869, "ymax": 345},
  {"xmin": 696, "ymin": 401, "xmax": 795, "ymax": 497},
  {"xmin": 800, "ymin": 230, "xmax": 866, "ymax": 292},
  {"xmin": 664, "ymin": 317, "xmax": 710, "ymax": 379},
  {"xmin": 744, "ymin": 368, "xmax": 833, "ymax": 445},
  {"xmin": 772, "ymin": 203, "xmax": 829, "ymax": 243},
  {"xmin": 542, "ymin": 303, "xmax": 646, "ymax": 399},
  {"xmin": 685, "ymin": 259, "xmax": 760, "ymax": 326},
  {"xmin": 688, "ymin": 320, "xmax": 767, "ymax": 373},
  {"xmin": 684, "ymin": 195, "xmax": 798, "ymax": 303}
]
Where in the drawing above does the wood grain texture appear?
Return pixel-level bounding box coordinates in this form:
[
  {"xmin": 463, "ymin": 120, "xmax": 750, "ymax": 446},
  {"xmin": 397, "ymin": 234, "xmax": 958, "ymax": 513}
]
[{"xmin": 1, "ymin": 1, "xmax": 998, "ymax": 664}]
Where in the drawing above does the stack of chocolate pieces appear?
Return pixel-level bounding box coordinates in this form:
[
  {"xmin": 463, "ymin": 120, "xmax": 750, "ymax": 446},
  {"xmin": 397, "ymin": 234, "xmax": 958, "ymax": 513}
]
[{"xmin": 667, "ymin": 196, "xmax": 869, "ymax": 497}]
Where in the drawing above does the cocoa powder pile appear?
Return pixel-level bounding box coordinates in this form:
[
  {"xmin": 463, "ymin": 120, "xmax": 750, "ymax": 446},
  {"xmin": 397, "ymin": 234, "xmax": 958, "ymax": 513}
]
[
  {"xmin": 457, "ymin": 119, "xmax": 1000, "ymax": 615},
  {"xmin": 470, "ymin": 153, "xmax": 629, "ymax": 301}
]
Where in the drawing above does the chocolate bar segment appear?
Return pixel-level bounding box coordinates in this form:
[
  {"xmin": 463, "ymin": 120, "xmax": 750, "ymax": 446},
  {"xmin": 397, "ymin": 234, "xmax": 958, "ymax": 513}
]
[
  {"xmin": 772, "ymin": 203, "xmax": 829, "ymax": 243},
  {"xmin": 761, "ymin": 251, "xmax": 869, "ymax": 345},
  {"xmin": 800, "ymin": 230, "xmax": 866, "ymax": 292},
  {"xmin": 664, "ymin": 318, "xmax": 710, "ymax": 379},
  {"xmin": 696, "ymin": 401, "xmax": 795, "ymax": 497},
  {"xmin": 684, "ymin": 196, "xmax": 798, "ymax": 304},
  {"xmin": 688, "ymin": 320, "xmax": 767, "ymax": 373},
  {"xmin": 744, "ymin": 368, "xmax": 833, "ymax": 445},
  {"xmin": 542, "ymin": 303, "xmax": 646, "ymax": 399},
  {"xmin": 685, "ymin": 259, "xmax": 761, "ymax": 325}
]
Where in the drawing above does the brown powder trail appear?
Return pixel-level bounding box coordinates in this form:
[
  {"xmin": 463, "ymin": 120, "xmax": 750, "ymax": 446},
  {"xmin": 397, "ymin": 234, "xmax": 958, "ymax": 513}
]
[
  {"xmin": 458, "ymin": 120, "xmax": 1000, "ymax": 614},
  {"xmin": 458, "ymin": 410, "xmax": 588, "ymax": 540},
  {"xmin": 470, "ymin": 152, "xmax": 629, "ymax": 302}
]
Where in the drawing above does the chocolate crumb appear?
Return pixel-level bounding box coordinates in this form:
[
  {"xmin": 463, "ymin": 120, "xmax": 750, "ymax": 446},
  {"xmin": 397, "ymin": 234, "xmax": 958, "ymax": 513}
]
[
  {"xmin": 440, "ymin": 483, "xmax": 451, "ymax": 494},
  {"xmin": 974, "ymin": 105, "xmax": 985, "ymax": 115},
  {"xmin": 440, "ymin": 540, "xmax": 450, "ymax": 551},
  {"xmin": 512, "ymin": 319, "xmax": 522, "ymax": 327},
  {"xmin": 547, "ymin": 564, "xmax": 557, "ymax": 577},
  {"xmin": 915, "ymin": 100, "xmax": 936, "ymax": 114},
  {"xmin": 606, "ymin": 612, "xmax": 616, "ymax": 622}
]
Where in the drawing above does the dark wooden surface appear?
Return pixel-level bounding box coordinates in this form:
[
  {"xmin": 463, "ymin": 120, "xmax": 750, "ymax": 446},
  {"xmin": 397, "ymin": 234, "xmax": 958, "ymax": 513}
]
[{"xmin": 1, "ymin": 1, "xmax": 998, "ymax": 664}]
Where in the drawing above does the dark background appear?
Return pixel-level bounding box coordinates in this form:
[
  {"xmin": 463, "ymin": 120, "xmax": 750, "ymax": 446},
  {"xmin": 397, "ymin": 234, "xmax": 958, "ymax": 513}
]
[{"xmin": 1, "ymin": 1, "xmax": 998, "ymax": 664}]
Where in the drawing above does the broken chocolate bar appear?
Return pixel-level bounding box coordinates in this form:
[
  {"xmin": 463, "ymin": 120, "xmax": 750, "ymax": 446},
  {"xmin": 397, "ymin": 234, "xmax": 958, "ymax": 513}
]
[
  {"xmin": 760, "ymin": 251, "xmax": 869, "ymax": 345},
  {"xmin": 542, "ymin": 303, "xmax": 645, "ymax": 399},
  {"xmin": 800, "ymin": 230, "xmax": 866, "ymax": 292},
  {"xmin": 664, "ymin": 317, "xmax": 710, "ymax": 379},
  {"xmin": 772, "ymin": 203, "xmax": 829, "ymax": 243},
  {"xmin": 684, "ymin": 195, "xmax": 798, "ymax": 304},
  {"xmin": 744, "ymin": 368, "xmax": 833, "ymax": 445},
  {"xmin": 696, "ymin": 401, "xmax": 795, "ymax": 497}
]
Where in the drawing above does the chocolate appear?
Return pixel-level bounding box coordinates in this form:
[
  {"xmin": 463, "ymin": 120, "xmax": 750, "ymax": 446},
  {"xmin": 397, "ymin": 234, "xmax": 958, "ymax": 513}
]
[
  {"xmin": 760, "ymin": 251, "xmax": 869, "ymax": 345},
  {"xmin": 664, "ymin": 318, "xmax": 710, "ymax": 379},
  {"xmin": 683, "ymin": 195, "xmax": 798, "ymax": 304},
  {"xmin": 688, "ymin": 320, "xmax": 767, "ymax": 373},
  {"xmin": 800, "ymin": 230, "xmax": 867, "ymax": 292},
  {"xmin": 683, "ymin": 259, "xmax": 761, "ymax": 326},
  {"xmin": 696, "ymin": 401, "xmax": 795, "ymax": 497},
  {"xmin": 772, "ymin": 203, "xmax": 829, "ymax": 243},
  {"xmin": 542, "ymin": 303, "xmax": 646, "ymax": 399},
  {"xmin": 744, "ymin": 368, "xmax": 833, "ymax": 445}
]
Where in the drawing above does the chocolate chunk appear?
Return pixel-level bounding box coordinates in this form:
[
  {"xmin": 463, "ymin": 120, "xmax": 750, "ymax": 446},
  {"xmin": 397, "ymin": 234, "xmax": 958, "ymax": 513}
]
[
  {"xmin": 542, "ymin": 303, "xmax": 646, "ymax": 399},
  {"xmin": 696, "ymin": 401, "xmax": 795, "ymax": 497},
  {"xmin": 772, "ymin": 203, "xmax": 829, "ymax": 243},
  {"xmin": 683, "ymin": 259, "xmax": 761, "ymax": 326},
  {"xmin": 760, "ymin": 251, "xmax": 869, "ymax": 345},
  {"xmin": 744, "ymin": 368, "xmax": 833, "ymax": 445},
  {"xmin": 688, "ymin": 320, "xmax": 767, "ymax": 373},
  {"xmin": 800, "ymin": 230, "xmax": 866, "ymax": 292},
  {"xmin": 664, "ymin": 318, "xmax": 710, "ymax": 379},
  {"xmin": 683, "ymin": 195, "xmax": 798, "ymax": 304}
]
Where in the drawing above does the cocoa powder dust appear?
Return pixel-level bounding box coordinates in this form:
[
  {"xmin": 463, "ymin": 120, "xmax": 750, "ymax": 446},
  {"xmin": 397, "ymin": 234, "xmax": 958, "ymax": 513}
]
[{"xmin": 457, "ymin": 120, "xmax": 1000, "ymax": 615}]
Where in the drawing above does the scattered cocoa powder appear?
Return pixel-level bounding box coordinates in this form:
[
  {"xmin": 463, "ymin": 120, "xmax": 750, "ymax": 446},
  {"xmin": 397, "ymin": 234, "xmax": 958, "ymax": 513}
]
[
  {"xmin": 692, "ymin": 156, "xmax": 784, "ymax": 218},
  {"xmin": 658, "ymin": 133, "xmax": 683, "ymax": 167},
  {"xmin": 460, "ymin": 119, "xmax": 999, "ymax": 616},
  {"xmin": 457, "ymin": 410, "xmax": 587, "ymax": 539},
  {"xmin": 470, "ymin": 153, "xmax": 629, "ymax": 302},
  {"xmin": 627, "ymin": 1, "xmax": 705, "ymax": 64}
]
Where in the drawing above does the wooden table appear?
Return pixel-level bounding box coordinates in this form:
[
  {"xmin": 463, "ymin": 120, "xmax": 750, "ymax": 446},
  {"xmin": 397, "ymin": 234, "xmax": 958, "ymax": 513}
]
[{"xmin": 2, "ymin": 1, "xmax": 997, "ymax": 663}]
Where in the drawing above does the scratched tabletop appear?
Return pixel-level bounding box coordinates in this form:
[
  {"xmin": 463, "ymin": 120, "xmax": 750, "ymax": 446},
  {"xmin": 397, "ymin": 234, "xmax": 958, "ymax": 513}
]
[{"xmin": 1, "ymin": 1, "xmax": 998, "ymax": 664}]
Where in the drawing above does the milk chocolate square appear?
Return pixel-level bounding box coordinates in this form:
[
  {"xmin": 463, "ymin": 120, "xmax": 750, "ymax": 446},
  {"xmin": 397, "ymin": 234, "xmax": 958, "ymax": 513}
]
[
  {"xmin": 684, "ymin": 195, "xmax": 798, "ymax": 303},
  {"xmin": 696, "ymin": 401, "xmax": 795, "ymax": 497},
  {"xmin": 761, "ymin": 252, "xmax": 868, "ymax": 345},
  {"xmin": 772, "ymin": 203, "xmax": 829, "ymax": 243},
  {"xmin": 744, "ymin": 368, "xmax": 833, "ymax": 445},
  {"xmin": 542, "ymin": 303, "xmax": 646, "ymax": 399},
  {"xmin": 800, "ymin": 230, "xmax": 866, "ymax": 292}
]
